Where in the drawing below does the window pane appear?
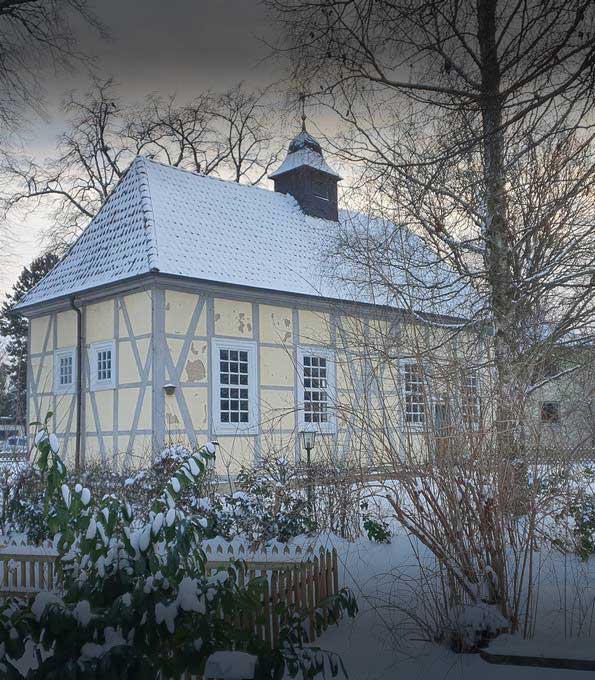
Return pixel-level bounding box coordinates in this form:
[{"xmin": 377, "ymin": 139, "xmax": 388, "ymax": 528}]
[
  {"xmin": 59, "ymin": 355, "xmax": 73, "ymax": 386},
  {"xmin": 219, "ymin": 347, "xmax": 250, "ymax": 425},
  {"xmin": 462, "ymin": 369, "xmax": 481, "ymax": 428},
  {"xmin": 303, "ymin": 354, "xmax": 329, "ymax": 424},
  {"xmin": 541, "ymin": 402, "xmax": 560, "ymax": 422},
  {"xmin": 97, "ymin": 349, "xmax": 112, "ymax": 382},
  {"xmin": 404, "ymin": 363, "xmax": 425, "ymax": 425}
]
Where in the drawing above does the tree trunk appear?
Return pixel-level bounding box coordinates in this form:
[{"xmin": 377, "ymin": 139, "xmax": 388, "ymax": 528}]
[{"xmin": 478, "ymin": 0, "xmax": 526, "ymax": 500}]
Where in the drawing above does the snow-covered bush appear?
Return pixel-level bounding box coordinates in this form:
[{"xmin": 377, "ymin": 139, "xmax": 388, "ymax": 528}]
[
  {"xmin": 3, "ymin": 443, "xmax": 217, "ymax": 544},
  {"xmin": 0, "ymin": 415, "xmax": 356, "ymax": 678},
  {"xmin": 446, "ymin": 603, "xmax": 509, "ymax": 653},
  {"xmin": 553, "ymin": 465, "xmax": 595, "ymax": 561},
  {"xmin": 213, "ymin": 456, "xmax": 317, "ymax": 545},
  {"xmin": 122, "ymin": 443, "xmax": 217, "ymax": 519}
]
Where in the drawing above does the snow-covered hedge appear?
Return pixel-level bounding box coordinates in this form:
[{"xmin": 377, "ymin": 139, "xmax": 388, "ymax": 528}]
[{"xmin": 0, "ymin": 415, "xmax": 356, "ymax": 678}]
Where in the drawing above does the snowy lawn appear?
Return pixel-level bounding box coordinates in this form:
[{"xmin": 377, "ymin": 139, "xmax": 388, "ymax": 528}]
[{"xmin": 308, "ymin": 530, "xmax": 595, "ymax": 680}]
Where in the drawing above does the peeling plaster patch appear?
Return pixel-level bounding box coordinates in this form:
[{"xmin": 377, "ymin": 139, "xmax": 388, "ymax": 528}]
[
  {"xmin": 165, "ymin": 302, "xmax": 170, "ymax": 310},
  {"xmin": 185, "ymin": 358, "xmax": 206, "ymax": 382},
  {"xmin": 215, "ymin": 313, "xmax": 221, "ymax": 321},
  {"xmin": 237, "ymin": 312, "xmax": 252, "ymax": 334},
  {"xmin": 283, "ymin": 331, "xmax": 291, "ymax": 342}
]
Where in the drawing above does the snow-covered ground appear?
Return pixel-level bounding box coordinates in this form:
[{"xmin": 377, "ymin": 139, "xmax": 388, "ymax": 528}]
[{"xmin": 311, "ymin": 531, "xmax": 595, "ymax": 680}]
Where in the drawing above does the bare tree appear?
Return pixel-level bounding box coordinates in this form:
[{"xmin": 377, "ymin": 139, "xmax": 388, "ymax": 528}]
[
  {"xmin": 2, "ymin": 81, "xmax": 283, "ymax": 248},
  {"xmin": 2, "ymin": 79, "xmax": 132, "ymax": 247},
  {"xmin": 0, "ymin": 0, "xmax": 106, "ymax": 134},
  {"xmin": 129, "ymin": 84, "xmax": 280, "ymax": 183},
  {"xmin": 267, "ymin": 0, "xmax": 595, "ymax": 445}
]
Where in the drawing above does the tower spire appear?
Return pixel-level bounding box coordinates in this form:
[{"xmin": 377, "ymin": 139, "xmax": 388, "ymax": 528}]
[{"xmin": 300, "ymin": 93, "xmax": 307, "ymax": 132}]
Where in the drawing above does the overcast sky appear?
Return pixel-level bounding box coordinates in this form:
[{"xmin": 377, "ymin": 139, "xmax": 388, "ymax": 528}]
[{"xmin": 2, "ymin": 0, "xmax": 287, "ymax": 294}]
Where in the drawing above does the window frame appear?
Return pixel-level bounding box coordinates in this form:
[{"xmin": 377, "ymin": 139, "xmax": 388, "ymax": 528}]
[
  {"xmin": 399, "ymin": 359, "xmax": 428, "ymax": 430},
  {"xmin": 541, "ymin": 401, "xmax": 561, "ymax": 424},
  {"xmin": 312, "ymin": 177, "xmax": 330, "ymax": 201},
  {"xmin": 53, "ymin": 347, "xmax": 76, "ymax": 394},
  {"xmin": 297, "ymin": 346, "xmax": 337, "ymax": 434},
  {"xmin": 211, "ymin": 338, "xmax": 259, "ymax": 435},
  {"xmin": 462, "ymin": 368, "xmax": 482, "ymax": 430},
  {"xmin": 89, "ymin": 340, "xmax": 116, "ymax": 391}
]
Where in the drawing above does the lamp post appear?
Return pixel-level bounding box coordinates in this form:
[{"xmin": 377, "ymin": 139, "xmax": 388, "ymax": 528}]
[{"xmin": 301, "ymin": 430, "xmax": 316, "ymax": 518}]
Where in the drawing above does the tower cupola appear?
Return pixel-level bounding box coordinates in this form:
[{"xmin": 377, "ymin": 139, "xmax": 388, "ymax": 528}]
[{"xmin": 269, "ymin": 124, "xmax": 341, "ymax": 221}]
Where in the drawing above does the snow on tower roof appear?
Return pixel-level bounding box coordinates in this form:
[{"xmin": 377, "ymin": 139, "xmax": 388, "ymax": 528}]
[
  {"xmin": 14, "ymin": 156, "xmax": 470, "ymax": 318},
  {"xmin": 268, "ymin": 130, "xmax": 342, "ymax": 179}
]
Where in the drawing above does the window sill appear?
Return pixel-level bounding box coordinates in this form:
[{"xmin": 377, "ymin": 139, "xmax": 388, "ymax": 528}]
[
  {"xmin": 299, "ymin": 423, "xmax": 337, "ymax": 435},
  {"xmin": 54, "ymin": 386, "xmax": 75, "ymax": 395},
  {"xmin": 90, "ymin": 381, "xmax": 116, "ymax": 392},
  {"xmin": 212, "ymin": 422, "xmax": 259, "ymax": 436}
]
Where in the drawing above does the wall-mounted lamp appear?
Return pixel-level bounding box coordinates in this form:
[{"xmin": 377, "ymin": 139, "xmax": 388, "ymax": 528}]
[{"xmin": 163, "ymin": 383, "xmax": 177, "ymax": 396}]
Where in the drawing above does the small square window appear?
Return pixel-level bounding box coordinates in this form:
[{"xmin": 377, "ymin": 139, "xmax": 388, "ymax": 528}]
[
  {"xmin": 60, "ymin": 356, "xmax": 73, "ymax": 386},
  {"xmin": 54, "ymin": 348, "xmax": 76, "ymax": 394},
  {"xmin": 541, "ymin": 402, "xmax": 560, "ymax": 423},
  {"xmin": 90, "ymin": 341, "xmax": 116, "ymax": 390}
]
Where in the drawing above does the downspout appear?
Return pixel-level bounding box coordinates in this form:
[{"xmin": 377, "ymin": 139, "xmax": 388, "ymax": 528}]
[{"xmin": 70, "ymin": 296, "xmax": 83, "ymax": 472}]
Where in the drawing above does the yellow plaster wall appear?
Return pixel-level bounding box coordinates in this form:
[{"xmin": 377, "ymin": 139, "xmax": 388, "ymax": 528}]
[
  {"xmin": 120, "ymin": 291, "xmax": 152, "ymax": 337},
  {"xmin": 86, "ymin": 300, "xmax": 115, "ymax": 343},
  {"xmin": 118, "ymin": 341, "xmax": 140, "ymax": 384},
  {"xmin": 164, "ymin": 395, "xmax": 184, "ymax": 433},
  {"xmin": 260, "ymin": 346, "xmax": 294, "ymax": 387},
  {"xmin": 299, "ymin": 310, "xmax": 330, "ymax": 345},
  {"xmin": 30, "ymin": 315, "xmax": 52, "ymax": 354},
  {"xmin": 260, "ymin": 305, "xmax": 293, "ymax": 344},
  {"xmin": 214, "ymin": 298, "xmax": 253, "ymax": 338},
  {"xmin": 165, "ymin": 290, "xmax": 206, "ymax": 336},
  {"xmin": 31, "ymin": 356, "xmax": 53, "ymax": 394},
  {"xmin": 117, "ymin": 337, "xmax": 151, "ymax": 384},
  {"xmin": 29, "ymin": 395, "xmax": 52, "ymax": 424},
  {"xmin": 260, "ymin": 389, "xmax": 295, "ymax": 431},
  {"xmin": 215, "ymin": 436, "xmax": 256, "ymax": 475},
  {"xmin": 118, "ymin": 388, "xmax": 152, "ymax": 431},
  {"xmin": 54, "ymin": 395, "xmax": 75, "ymax": 433},
  {"xmin": 56, "ymin": 310, "xmax": 77, "ymax": 348},
  {"xmin": 93, "ymin": 390, "xmax": 114, "ymax": 432},
  {"xmin": 181, "ymin": 386, "xmax": 208, "ymax": 430}
]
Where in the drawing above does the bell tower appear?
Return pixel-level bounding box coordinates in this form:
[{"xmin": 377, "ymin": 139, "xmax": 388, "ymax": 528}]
[{"xmin": 269, "ymin": 114, "xmax": 341, "ymax": 221}]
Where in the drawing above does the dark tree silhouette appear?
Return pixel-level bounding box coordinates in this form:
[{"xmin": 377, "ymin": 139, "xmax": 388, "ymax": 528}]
[{"xmin": 0, "ymin": 252, "xmax": 59, "ymax": 422}]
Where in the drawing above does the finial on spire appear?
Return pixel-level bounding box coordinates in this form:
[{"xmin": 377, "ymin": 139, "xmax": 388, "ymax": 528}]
[{"xmin": 299, "ymin": 93, "xmax": 307, "ymax": 132}]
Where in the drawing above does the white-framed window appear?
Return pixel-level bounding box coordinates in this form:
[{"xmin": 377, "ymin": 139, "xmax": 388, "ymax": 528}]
[
  {"xmin": 211, "ymin": 339, "xmax": 258, "ymax": 434},
  {"xmin": 297, "ymin": 347, "xmax": 336, "ymax": 433},
  {"xmin": 462, "ymin": 368, "xmax": 481, "ymax": 429},
  {"xmin": 401, "ymin": 359, "xmax": 426, "ymax": 427},
  {"xmin": 89, "ymin": 340, "xmax": 116, "ymax": 390},
  {"xmin": 54, "ymin": 348, "xmax": 76, "ymax": 394}
]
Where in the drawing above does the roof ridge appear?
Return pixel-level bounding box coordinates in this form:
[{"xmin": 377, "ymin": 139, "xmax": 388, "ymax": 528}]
[
  {"xmin": 142, "ymin": 155, "xmax": 294, "ymax": 202},
  {"xmin": 134, "ymin": 156, "xmax": 160, "ymax": 272}
]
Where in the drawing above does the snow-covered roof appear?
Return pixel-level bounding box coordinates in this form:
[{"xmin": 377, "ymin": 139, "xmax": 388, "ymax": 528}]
[
  {"xmin": 15, "ymin": 157, "xmax": 469, "ymax": 318},
  {"xmin": 269, "ymin": 147, "xmax": 341, "ymax": 179},
  {"xmin": 268, "ymin": 129, "xmax": 342, "ymax": 179}
]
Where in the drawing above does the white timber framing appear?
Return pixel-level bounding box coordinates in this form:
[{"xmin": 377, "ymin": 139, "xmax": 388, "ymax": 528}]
[{"xmin": 24, "ymin": 272, "xmax": 469, "ymax": 469}]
